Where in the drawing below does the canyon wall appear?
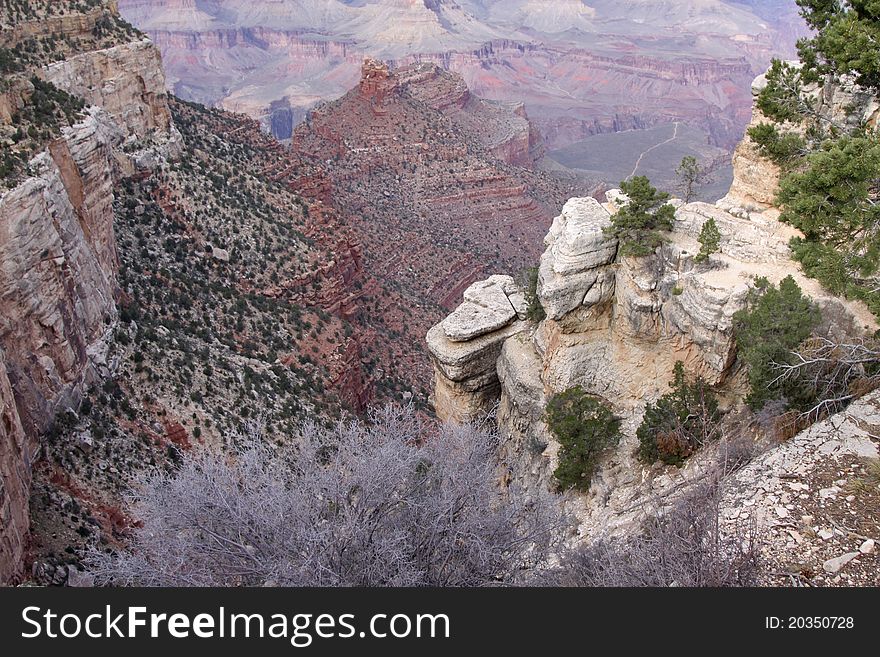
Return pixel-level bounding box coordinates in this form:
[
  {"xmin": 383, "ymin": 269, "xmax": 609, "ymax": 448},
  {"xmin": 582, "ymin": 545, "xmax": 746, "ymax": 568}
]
[
  {"xmin": 117, "ymin": 0, "xmax": 802, "ymax": 148},
  {"xmin": 0, "ymin": 1, "xmax": 121, "ymax": 47},
  {"xmin": 0, "ymin": 20, "xmax": 177, "ymax": 583}
]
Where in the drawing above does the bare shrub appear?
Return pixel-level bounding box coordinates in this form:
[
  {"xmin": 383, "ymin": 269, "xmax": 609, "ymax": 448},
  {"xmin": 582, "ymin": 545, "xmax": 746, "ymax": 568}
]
[
  {"xmin": 717, "ymin": 433, "xmax": 757, "ymax": 475},
  {"xmin": 539, "ymin": 478, "xmax": 761, "ymax": 587},
  {"xmin": 772, "ymin": 337, "xmax": 880, "ymax": 422},
  {"xmin": 87, "ymin": 406, "xmax": 566, "ymax": 587}
]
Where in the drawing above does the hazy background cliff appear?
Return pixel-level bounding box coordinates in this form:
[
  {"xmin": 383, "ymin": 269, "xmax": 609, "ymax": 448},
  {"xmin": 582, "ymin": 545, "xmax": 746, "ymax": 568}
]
[{"xmin": 117, "ymin": 0, "xmax": 807, "ymax": 197}]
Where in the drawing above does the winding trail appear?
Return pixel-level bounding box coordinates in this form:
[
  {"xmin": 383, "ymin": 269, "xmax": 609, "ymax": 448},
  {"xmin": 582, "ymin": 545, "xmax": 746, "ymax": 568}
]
[{"xmin": 627, "ymin": 121, "xmax": 680, "ymax": 180}]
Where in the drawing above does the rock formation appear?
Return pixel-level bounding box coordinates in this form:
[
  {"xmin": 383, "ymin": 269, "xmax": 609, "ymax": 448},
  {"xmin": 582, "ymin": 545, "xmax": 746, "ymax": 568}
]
[
  {"xmin": 44, "ymin": 39, "xmax": 173, "ymax": 139},
  {"xmin": 290, "ymin": 59, "xmax": 589, "ymax": 399},
  {"xmin": 427, "ymin": 70, "xmax": 879, "ymax": 540},
  {"xmin": 427, "ymin": 276, "xmax": 528, "ymax": 424}
]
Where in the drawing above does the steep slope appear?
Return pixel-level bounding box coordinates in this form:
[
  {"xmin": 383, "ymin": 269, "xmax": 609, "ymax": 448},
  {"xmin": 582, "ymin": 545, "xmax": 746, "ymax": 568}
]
[
  {"xmin": 288, "ymin": 60, "xmax": 589, "ymax": 396},
  {"xmin": 27, "ymin": 98, "xmax": 367, "ymax": 585},
  {"xmin": 3, "ymin": 5, "xmax": 586, "ymax": 580},
  {"xmin": 2, "ymin": 0, "xmax": 365, "ymax": 585}
]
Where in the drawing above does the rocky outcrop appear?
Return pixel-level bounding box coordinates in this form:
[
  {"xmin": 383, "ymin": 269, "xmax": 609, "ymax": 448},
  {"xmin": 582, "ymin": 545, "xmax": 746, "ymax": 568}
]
[
  {"xmin": 399, "ymin": 63, "xmax": 542, "ymax": 167},
  {"xmin": 537, "ymin": 198, "xmax": 618, "ymax": 321},
  {"xmin": 0, "ymin": 109, "xmax": 123, "ymax": 434},
  {"xmin": 0, "ymin": 109, "xmax": 122, "ymax": 584},
  {"xmin": 428, "ymin": 171, "xmax": 876, "ymax": 537},
  {"xmin": 290, "ymin": 60, "xmax": 576, "ymax": 402},
  {"xmin": 0, "ymin": 1, "xmax": 120, "ymax": 48},
  {"xmin": 427, "ymin": 276, "xmax": 528, "ymax": 423},
  {"xmin": 720, "ymin": 75, "xmax": 784, "ymax": 212},
  {"xmin": 0, "ymin": 110, "xmax": 126, "ymax": 582},
  {"xmin": 816, "ymin": 74, "xmax": 880, "ymax": 132},
  {"xmin": 44, "ymin": 39, "xmax": 173, "ymax": 138},
  {"xmin": 0, "ymin": 352, "xmax": 31, "ymax": 585}
]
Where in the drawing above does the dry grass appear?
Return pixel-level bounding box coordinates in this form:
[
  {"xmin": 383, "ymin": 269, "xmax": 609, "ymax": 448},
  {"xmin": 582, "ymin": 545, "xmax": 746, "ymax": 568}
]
[{"xmin": 845, "ymin": 457, "xmax": 880, "ymax": 495}]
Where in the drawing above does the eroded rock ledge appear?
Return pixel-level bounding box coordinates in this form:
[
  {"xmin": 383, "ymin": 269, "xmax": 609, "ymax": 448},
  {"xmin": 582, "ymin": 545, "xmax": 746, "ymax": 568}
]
[
  {"xmin": 427, "ymin": 276, "xmax": 528, "ymax": 424},
  {"xmin": 427, "ymin": 139, "xmax": 876, "ymax": 537}
]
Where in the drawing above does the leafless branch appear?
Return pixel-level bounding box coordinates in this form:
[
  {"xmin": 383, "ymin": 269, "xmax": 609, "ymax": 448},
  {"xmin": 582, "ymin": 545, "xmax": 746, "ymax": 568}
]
[{"xmin": 86, "ymin": 405, "xmax": 568, "ymax": 587}]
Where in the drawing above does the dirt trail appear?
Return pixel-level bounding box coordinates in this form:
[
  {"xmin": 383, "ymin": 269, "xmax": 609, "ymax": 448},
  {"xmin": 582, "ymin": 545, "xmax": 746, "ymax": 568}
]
[{"xmin": 627, "ymin": 121, "xmax": 680, "ymax": 180}]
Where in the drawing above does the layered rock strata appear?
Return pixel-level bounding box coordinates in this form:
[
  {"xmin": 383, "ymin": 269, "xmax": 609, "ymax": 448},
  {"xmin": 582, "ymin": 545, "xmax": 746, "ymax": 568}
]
[{"xmin": 427, "ymin": 276, "xmax": 528, "ymax": 424}]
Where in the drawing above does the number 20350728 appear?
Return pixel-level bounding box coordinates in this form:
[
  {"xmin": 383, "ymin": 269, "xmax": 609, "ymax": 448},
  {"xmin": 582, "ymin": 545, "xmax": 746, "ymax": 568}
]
[{"xmin": 765, "ymin": 617, "xmax": 854, "ymax": 630}]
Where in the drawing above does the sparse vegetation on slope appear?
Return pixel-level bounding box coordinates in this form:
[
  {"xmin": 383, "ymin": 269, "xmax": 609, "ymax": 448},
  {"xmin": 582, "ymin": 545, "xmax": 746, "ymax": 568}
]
[
  {"xmin": 0, "ymin": 0, "xmax": 140, "ymax": 68},
  {"xmin": 29, "ymin": 97, "xmax": 365, "ymax": 579},
  {"xmin": 1, "ymin": 77, "xmax": 85, "ymax": 187},
  {"xmin": 637, "ymin": 362, "xmax": 722, "ymax": 466},
  {"xmin": 733, "ymin": 276, "xmax": 822, "ymax": 410},
  {"xmin": 540, "ymin": 478, "xmax": 761, "ymax": 587}
]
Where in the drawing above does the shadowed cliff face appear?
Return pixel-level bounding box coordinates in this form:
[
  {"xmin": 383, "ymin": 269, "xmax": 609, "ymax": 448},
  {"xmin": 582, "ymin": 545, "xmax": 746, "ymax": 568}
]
[{"xmin": 117, "ymin": 0, "xmax": 805, "ymax": 150}]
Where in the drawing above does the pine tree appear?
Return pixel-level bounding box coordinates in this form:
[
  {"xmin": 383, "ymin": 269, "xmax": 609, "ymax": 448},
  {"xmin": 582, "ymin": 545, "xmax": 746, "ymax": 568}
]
[
  {"xmin": 546, "ymin": 387, "xmax": 621, "ymax": 492},
  {"xmin": 744, "ymin": 5, "xmax": 880, "ymax": 318},
  {"xmin": 675, "ymin": 156, "xmax": 703, "ymax": 203},
  {"xmin": 694, "ymin": 218, "xmax": 721, "ymax": 263},
  {"xmin": 795, "ymin": 0, "xmax": 880, "ymax": 90},
  {"xmin": 732, "ymin": 276, "xmax": 821, "ymax": 409},
  {"xmin": 605, "ymin": 176, "xmax": 675, "ymax": 257}
]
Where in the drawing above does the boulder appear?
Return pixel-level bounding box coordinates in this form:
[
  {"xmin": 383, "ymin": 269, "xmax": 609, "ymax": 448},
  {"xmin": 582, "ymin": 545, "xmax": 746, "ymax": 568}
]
[
  {"xmin": 538, "ymin": 197, "xmax": 618, "ymax": 320},
  {"xmin": 441, "ymin": 275, "xmax": 520, "ymax": 342}
]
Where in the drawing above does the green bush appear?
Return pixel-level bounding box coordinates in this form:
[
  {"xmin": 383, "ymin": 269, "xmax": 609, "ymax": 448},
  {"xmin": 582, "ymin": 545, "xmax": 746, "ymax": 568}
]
[
  {"xmin": 605, "ymin": 176, "xmax": 675, "ymax": 257},
  {"xmin": 522, "ymin": 266, "xmax": 546, "ymax": 322},
  {"xmin": 694, "ymin": 218, "xmax": 721, "ymax": 263},
  {"xmin": 733, "ymin": 276, "xmax": 821, "ymax": 409},
  {"xmin": 546, "ymin": 387, "xmax": 621, "ymax": 492},
  {"xmin": 637, "ymin": 362, "xmax": 721, "ymax": 466},
  {"xmin": 747, "ymin": 123, "xmax": 806, "ymax": 167}
]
